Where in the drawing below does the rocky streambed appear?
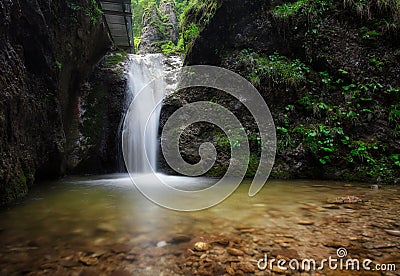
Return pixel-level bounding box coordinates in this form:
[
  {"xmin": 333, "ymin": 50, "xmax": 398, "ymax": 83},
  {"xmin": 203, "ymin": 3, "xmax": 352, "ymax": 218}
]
[{"xmin": 0, "ymin": 176, "xmax": 398, "ymax": 275}]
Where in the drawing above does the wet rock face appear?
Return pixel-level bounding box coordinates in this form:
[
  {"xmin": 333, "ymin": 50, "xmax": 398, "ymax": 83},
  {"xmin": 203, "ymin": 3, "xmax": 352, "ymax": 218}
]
[
  {"xmin": 67, "ymin": 53, "xmax": 129, "ymax": 174},
  {"xmin": 138, "ymin": 6, "xmax": 165, "ymax": 54},
  {"xmin": 138, "ymin": 0, "xmax": 179, "ymax": 54},
  {"xmin": 159, "ymin": 0, "xmax": 179, "ymax": 45},
  {"xmin": 162, "ymin": 0, "xmax": 400, "ymax": 182},
  {"xmin": 0, "ymin": 0, "xmax": 110, "ymax": 205},
  {"xmin": 184, "ymin": 0, "xmax": 281, "ymax": 65}
]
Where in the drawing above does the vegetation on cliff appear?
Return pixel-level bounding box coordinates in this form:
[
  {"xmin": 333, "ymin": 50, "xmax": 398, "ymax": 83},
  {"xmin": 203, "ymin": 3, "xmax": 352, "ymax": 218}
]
[
  {"xmin": 132, "ymin": 0, "xmax": 184, "ymax": 53},
  {"xmin": 162, "ymin": 0, "xmax": 400, "ymax": 183},
  {"xmin": 132, "ymin": 0, "xmax": 220, "ymax": 55}
]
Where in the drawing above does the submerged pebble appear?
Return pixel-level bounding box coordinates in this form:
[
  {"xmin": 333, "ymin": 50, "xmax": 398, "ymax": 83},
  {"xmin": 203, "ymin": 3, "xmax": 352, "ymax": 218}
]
[
  {"xmin": 194, "ymin": 242, "xmax": 209, "ymax": 251},
  {"xmin": 157, "ymin": 241, "xmax": 167, "ymax": 247}
]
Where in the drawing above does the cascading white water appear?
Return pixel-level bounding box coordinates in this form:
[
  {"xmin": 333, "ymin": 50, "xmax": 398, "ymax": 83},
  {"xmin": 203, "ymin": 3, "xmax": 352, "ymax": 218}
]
[
  {"xmin": 124, "ymin": 54, "xmax": 164, "ymax": 173},
  {"xmin": 123, "ymin": 54, "xmax": 182, "ymax": 173}
]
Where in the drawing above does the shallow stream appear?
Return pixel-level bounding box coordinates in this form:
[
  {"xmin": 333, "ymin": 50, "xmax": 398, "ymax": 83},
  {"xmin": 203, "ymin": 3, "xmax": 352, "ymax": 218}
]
[{"xmin": 0, "ymin": 175, "xmax": 399, "ymax": 275}]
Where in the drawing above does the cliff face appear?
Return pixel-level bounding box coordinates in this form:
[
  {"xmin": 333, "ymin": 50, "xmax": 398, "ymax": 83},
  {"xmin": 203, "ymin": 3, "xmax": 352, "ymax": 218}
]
[
  {"xmin": 162, "ymin": 0, "xmax": 400, "ymax": 183},
  {"xmin": 67, "ymin": 52, "xmax": 129, "ymax": 174},
  {"xmin": 138, "ymin": 0, "xmax": 180, "ymax": 54},
  {"xmin": 0, "ymin": 0, "xmax": 111, "ymax": 205}
]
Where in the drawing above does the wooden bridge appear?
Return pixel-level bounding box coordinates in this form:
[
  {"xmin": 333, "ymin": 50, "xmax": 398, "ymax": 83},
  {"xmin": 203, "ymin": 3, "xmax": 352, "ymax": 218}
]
[{"xmin": 98, "ymin": 0, "xmax": 134, "ymax": 53}]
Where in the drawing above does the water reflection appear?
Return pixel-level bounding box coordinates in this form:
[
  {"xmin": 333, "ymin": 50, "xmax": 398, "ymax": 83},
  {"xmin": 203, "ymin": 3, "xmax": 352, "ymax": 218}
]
[{"xmin": 0, "ymin": 175, "xmax": 399, "ymax": 274}]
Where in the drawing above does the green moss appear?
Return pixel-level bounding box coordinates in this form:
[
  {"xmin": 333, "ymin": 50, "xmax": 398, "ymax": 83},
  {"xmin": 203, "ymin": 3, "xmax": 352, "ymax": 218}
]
[
  {"xmin": 389, "ymin": 104, "xmax": 400, "ymax": 124},
  {"xmin": 161, "ymin": 40, "xmax": 183, "ymax": 55},
  {"xmin": 1, "ymin": 168, "xmax": 29, "ymax": 205},
  {"xmin": 19, "ymin": 170, "xmax": 27, "ymax": 187},
  {"xmin": 66, "ymin": 0, "xmax": 103, "ymax": 24},
  {"xmin": 239, "ymin": 50, "xmax": 310, "ymax": 87},
  {"xmin": 272, "ymin": 0, "xmax": 332, "ymax": 20},
  {"xmin": 180, "ymin": 0, "xmax": 221, "ymax": 52},
  {"xmin": 55, "ymin": 60, "xmax": 62, "ymax": 70},
  {"xmin": 182, "ymin": 22, "xmax": 199, "ymax": 47},
  {"xmin": 79, "ymin": 83, "xmax": 107, "ymax": 151},
  {"xmin": 134, "ymin": 37, "xmax": 142, "ymax": 53},
  {"xmin": 105, "ymin": 51, "xmax": 127, "ymax": 67}
]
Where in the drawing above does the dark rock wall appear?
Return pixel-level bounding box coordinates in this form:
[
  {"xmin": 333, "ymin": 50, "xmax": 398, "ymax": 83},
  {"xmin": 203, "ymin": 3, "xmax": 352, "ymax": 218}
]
[
  {"xmin": 0, "ymin": 0, "xmax": 111, "ymax": 205},
  {"xmin": 162, "ymin": 0, "xmax": 400, "ymax": 183},
  {"xmin": 68, "ymin": 53, "xmax": 129, "ymax": 174},
  {"xmin": 184, "ymin": 0, "xmax": 283, "ymax": 65}
]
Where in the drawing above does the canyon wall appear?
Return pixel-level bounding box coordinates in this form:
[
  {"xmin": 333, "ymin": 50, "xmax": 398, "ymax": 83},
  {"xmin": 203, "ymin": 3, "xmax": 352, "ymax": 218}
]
[{"xmin": 0, "ymin": 0, "xmax": 112, "ymax": 205}]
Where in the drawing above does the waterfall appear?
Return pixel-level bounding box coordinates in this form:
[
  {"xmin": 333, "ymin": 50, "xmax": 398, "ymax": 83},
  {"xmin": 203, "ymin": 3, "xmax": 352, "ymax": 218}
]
[{"xmin": 122, "ymin": 54, "xmax": 182, "ymax": 174}]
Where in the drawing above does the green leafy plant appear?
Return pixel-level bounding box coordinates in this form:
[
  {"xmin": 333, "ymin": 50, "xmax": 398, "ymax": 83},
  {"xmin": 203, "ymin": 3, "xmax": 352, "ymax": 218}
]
[
  {"xmin": 66, "ymin": 0, "xmax": 103, "ymax": 24},
  {"xmin": 181, "ymin": 22, "xmax": 199, "ymax": 48},
  {"xmin": 161, "ymin": 40, "xmax": 183, "ymax": 55},
  {"xmin": 391, "ymin": 154, "xmax": 400, "ymax": 166},
  {"xmin": 345, "ymin": 0, "xmax": 400, "ymax": 32},
  {"xmin": 295, "ymin": 124, "xmax": 347, "ymax": 165},
  {"xmin": 349, "ymin": 141, "xmax": 378, "ymax": 164},
  {"xmin": 272, "ymin": 0, "xmax": 332, "ymax": 19},
  {"xmin": 214, "ymin": 130, "xmax": 246, "ymax": 151},
  {"xmin": 179, "ymin": 0, "xmax": 220, "ymax": 51},
  {"xmin": 319, "ymin": 71, "xmax": 331, "ymax": 84},
  {"xmin": 105, "ymin": 51, "xmax": 127, "ymax": 67},
  {"xmin": 55, "ymin": 60, "xmax": 62, "ymax": 70},
  {"xmin": 240, "ymin": 50, "xmax": 310, "ymax": 87},
  {"xmin": 134, "ymin": 37, "xmax": 141, "ymax": 52},
  {"xmin": 388, "ymin": 104, "xmax": 400, "ymax": 123},
  {"xmin": 361, "ymin": 29, "xmax": 382, "ymax": 39},
  {"xmin": 369, "ymin": 56, "xmax": 384, "ymax": 68}
]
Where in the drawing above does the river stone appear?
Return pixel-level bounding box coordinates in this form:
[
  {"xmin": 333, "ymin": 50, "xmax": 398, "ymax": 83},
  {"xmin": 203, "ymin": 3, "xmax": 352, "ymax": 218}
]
[
  {"xmin": 297, "ymin": 221, "xmax": 314, "ymax": 225},
  {"xmin": 235, "ymin": 225, "xmax": 253, "ymax": 230},
  {"xmin": 97, "ymin": 223, "xmax": 116, "ymax": 233},
  {"xmin": 239, "ymin": 228, "xmax": 256, "ymax": 233},
  {"xmin": 156, "ymin": 241, "xmax": 167, "ymax": 247},
  {"xmin": 169, "ymin": 235, "xmax": 191, "ymax": 244},
  {"xmin": 59, "ymin": 259, "xmax": 78, "ymax": 268},
  {"xmin": 194, "ymin": 242, "xmax": 209, "ymax": 251},
  {"xmin": 145, "ymin": 247, "xmax": 167, "ymax": 257},
  {"xmin": 322, "ymin": 204, "xmax": 340, "ymax": 209},
  {"xmin": 79, "ymin": 256, "xmax": 99, "ymax": 266},
  {"xmin": 212, "ymin": 238, "xmax": 229, "ymax": 246},
  {"xmin": 384, "ymin": 229, "xmax": 400, "ymax": 237},
  {"xmin": 271, "ymin": 249, "xmax": 299, "ymax": 259},
  {"xmin": 328, "ymin": 195, "xmax": 363, "ymax": 204},
  {"xmin": 226, "ymin": 248, "xmax": 244, "ymax": 256},
  {"xmin": 226, "ymin": 266, "xmax": 235, "ymax": 275},
  {"xmin": 272, "ymin": 265, "xmax": 286, "ymax": 273}
]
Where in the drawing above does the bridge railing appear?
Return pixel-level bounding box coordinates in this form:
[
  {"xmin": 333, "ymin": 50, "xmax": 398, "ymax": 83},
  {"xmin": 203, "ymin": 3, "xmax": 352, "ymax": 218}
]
[{"xmin": 98, "ymin": 0, "xmax": 134, "ymax": 53}]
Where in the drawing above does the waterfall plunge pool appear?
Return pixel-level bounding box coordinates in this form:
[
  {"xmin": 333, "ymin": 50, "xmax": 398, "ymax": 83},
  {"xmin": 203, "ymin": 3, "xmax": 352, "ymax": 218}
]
[{"xmin": 0, "ymin": 175, "xmax": 399, "ymax": 275}]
